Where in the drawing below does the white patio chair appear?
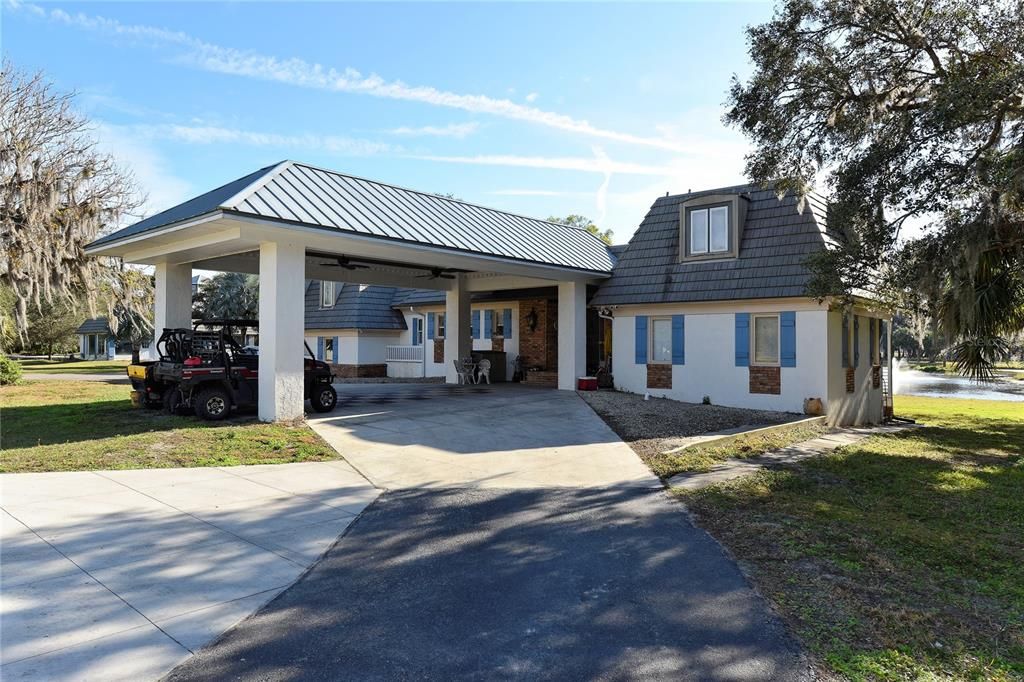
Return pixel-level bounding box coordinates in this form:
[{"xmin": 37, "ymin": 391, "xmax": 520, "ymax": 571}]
[
  {"xmin": 476, "ymin": 358, "xmax": 491, "ymax": 384},
  {"xmin": 454, "ymin": 359, "xmax": 474, "ymax": 385}
]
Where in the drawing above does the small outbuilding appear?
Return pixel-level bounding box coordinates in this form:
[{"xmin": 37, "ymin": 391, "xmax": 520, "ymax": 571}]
[{"xmin": 76, "ymin": 318, "xmax": 115, "ymax": 360}]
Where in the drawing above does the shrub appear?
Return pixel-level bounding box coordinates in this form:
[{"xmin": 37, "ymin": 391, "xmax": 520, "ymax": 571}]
[
  {"xmin": 702, "ymin": 395, "xmax": 712, "ymax": 405},
  {"xmin": 0, "ymin": 355, "xmax": 23, "ymax": 385}
]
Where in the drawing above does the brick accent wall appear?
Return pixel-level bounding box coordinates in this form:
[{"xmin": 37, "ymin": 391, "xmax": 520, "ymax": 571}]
[
  {"xmin": 845, "ymin": 367, "xmax": 856, "ymax": 393},
  {"xmin": 492, "ymin": 336, "xmax": 504, "ymax": 352},
  {"xmin": 749, "ymin": 365, "xmax": 781, "ymax": 394},
  {"xmin": 332, "ymin": 363, "xmax": 387, "ymax": 378},
  {"xmin": 646, "ymin": 364, "xmax": 672, "ymax": 389},
  {"xmin": 872, "ymin": 365, "xmax": 881, "ymax": 389},
  {"xmin": 433, "ymin": 341, "xmax": 444, "ymax": 364},
  {"xmin": 525, "ymin": 369, "xmax": 558, "ymax": 386},
  {"xmin": 518, "ymin": 298, "xmax": 557, "ymax": 372}
]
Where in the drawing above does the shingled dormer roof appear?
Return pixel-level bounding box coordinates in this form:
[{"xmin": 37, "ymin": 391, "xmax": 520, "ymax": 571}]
[{"xmin": 589, "ymin": 184, "xmax": 835, "ymax": 307}]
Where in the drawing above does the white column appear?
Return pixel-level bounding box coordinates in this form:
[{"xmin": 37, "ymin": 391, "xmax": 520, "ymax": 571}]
[
  {"xmin": 154, "ymin": 262, "xmax": 193, "ymax": 336},
  {"xmin": 444, "ymin": 274, "xmax": 472, "ymax": 383},
  {"xmin": 258, "ymin": 241, "xmax": 306, "ymax": 422},
  {"xmin": 557, "ymin": 281, "xmax": 587, "ymax": 390}
]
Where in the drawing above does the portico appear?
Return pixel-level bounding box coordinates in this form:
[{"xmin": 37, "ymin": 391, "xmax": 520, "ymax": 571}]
[{"xmin": 85, "ymin": 160, "xmax": 613, "ymax": 421}]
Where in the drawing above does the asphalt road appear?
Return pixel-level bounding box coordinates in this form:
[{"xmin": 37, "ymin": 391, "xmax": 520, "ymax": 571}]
[{"xmin": 165, "ymin": 487, "xmax": 809, "ymax": 681}]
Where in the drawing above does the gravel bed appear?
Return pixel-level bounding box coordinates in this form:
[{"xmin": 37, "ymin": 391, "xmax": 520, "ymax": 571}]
[{"xmin": 579, "ymin": 389, "xmax": 801, "ymax": 458}]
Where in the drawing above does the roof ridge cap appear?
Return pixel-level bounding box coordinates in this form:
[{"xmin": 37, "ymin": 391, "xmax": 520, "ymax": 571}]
[{"xmin": 219, "ymin": 159, "xmax": 293, "ymax": 210}]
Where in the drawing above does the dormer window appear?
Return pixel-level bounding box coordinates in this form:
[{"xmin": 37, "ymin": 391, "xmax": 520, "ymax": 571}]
[
  {"xmin": 320, "ymin": 281, "xmax": 335, "ymax": 308},
  {"xmin": 679, "ymin": 193, "xmax": 748, "ymax": 262}
]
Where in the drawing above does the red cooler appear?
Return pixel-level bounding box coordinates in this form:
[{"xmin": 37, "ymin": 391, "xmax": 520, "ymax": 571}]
[{"xmin": 577, "ymin": 376, "xmax": 598, "ymax": 391}]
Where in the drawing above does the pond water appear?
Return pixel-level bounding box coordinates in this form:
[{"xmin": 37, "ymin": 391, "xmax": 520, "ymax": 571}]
[{"xmin": 893, "ymin": 362, "xmax": 1024, "ymax": 402}]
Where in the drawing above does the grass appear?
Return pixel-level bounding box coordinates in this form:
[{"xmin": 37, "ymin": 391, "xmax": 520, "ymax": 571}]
[
  {"xmin": 677, "ymin": 396, "xmax": 1024, "ymax": 680},
  {"xmin": 18, "ymin": 358, "xmax": 130, "ymax": 375},
  {"xmin": 0, "ymin": 380, "xmax": 339, "ymax": 473},
  {"xmin": 648, "ymin": 419, "xmax": 830, "ymax": 478}
]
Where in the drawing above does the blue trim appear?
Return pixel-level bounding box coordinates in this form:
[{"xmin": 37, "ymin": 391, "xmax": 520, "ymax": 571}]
[
  {"xmin": 427, "ymin": 312, "xmax": 435, "ymax": 340},
  {"xmin": 503, "ymin": 308, "xmax": 512, "ymax": 338},
  {"xmin": 472, "ymin": 310, "xmax": 480, "ymax": 339},
  {"xmin": 780, "ymin": 311, "xmax": 796, "ymax": 367},
  {"xmin": 854, "ymin": 315, "xmax": 860, "ymax": 367},
  {"xmin": 671, "ymin": 315, "xmax": 685, "ymax": 365},
  {"xmin": 316, "ymin": 336, "xmax": 324, "ymax": 360},
  {"xmin": 635, "ymin": 316, "xmax": 648, "ymax": 365},
  {"xmin": 484, "ymin": 309, "xmax": 492, "ymax": 339},
  {"xmin": 869, "ymin": 318, "xmax": 876, "ymax": 364},
  {"xmin": 332, "ymin": 336, "xmax": 339, "ymax": 362},
  {"xmin": 841, "ymin": 315, "xmax": 850, "ymax": 367},
  {"xmin": 735, "ymin": 313, "xmax": 750, "ymax": 367}
]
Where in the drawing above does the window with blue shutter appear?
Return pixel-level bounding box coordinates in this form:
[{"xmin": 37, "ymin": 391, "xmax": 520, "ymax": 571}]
[
  {"xmin": 671, "ymin": 315, "xmax": 685, "ymax": 365},
  {"xmin": 332, "ymin": 336, "xmax": 339, "ymax": 363},
  {"xmin": 503, "ymin": 308, "xmax": 512, "ymax": 338},
  {"xmin": 412, "ymin": 318, "xmax": 422, "ymax": 346},
  {"xmin": 780, "ymin": 311, "xmax": 796, "ymax": 367},
  {"xmin": 472, "ymin": 310, "xmax": 480, "ymax": 339},
  {"xmin": 427, "ymin": 312, "xmax": 435, "ymax": 340},
  {"xmin": 484, "ymin": 309, "xmax": 492, "ymax": 339},
  {"xmin": 635, "ymin": 316, "xmax": 648, "ymax": 364},
  {"xmin": 869, "ymin": 318, "xmax": 877, "ymax": 365},
  {"xmin": 841, "ymin": 314, "xmax": 850, "ymax": 367},
  {"xmin": 854, "ymin": 316, "xmax": 860, "ymax": 366},
  {"xmin": 316, "ymin": 336, "xmax": 324, "ymax": 360},
  {"xmin": 735, "ymin": 313, "xmax": 750, "ymax": 367}
]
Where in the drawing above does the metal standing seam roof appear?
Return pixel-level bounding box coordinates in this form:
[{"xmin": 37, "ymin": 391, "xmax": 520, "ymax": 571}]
[
  {"xmin": 589, "ymin": 184, "xmax": 837, "ymax": 307},
  {"xmin": 90, "ymin": 161, "xmax": 615, "ymax": 274}
]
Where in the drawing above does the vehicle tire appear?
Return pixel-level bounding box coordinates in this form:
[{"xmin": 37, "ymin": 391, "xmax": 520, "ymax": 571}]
[
  {"xmin": 195, "ymin": 387, "xmax": 232, "ymax": 421},
  {"xmin": 143, "ymin": 396, "xmax": 162, "ymax": 410},
  {"xmin": 163, "ymin": 388, "xmax": 185, "ymax": 415},
  {"xmin": 310, "ymin": 385, "xmax": 337, "ymax": 413}
]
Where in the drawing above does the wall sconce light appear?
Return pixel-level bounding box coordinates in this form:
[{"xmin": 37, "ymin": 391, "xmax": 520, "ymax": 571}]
[{"xmin": 526, "ymin": 307, "xmax": 539, "ymax": 333}]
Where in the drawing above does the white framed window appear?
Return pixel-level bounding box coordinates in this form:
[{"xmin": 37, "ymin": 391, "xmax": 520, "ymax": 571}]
[
  {"xmin": 324, "ymin": 337, "xmax": 335, "ymax": 362},
  {"xmin": 437, "ymin": 313, "xmax": 446, "ymax": 339},
  {"xmin": 649, "ymin": 317, "xmax": 672, "ymax": 364},
  {"xmin": 320, "ymin": 281, "xmax": 335, "ymax": 308},
  {"xmin": 752, "ymin": 314, "xmax": 780, "ymax": 365},
  {"xmin": 412, "ymin": 318, "xmax": 424, "ymax": 346},
  {"xmin": 688, "ymin": 205, "xmax": 730, "ymax": 255}
]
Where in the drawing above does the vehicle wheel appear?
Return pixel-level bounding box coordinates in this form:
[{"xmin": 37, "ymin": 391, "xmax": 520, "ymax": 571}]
[
  {"xmin": 163, "ymin": 389, "xmax": 185, "ymax": 415},
  {"xmin": 195, "ymin": 387, "xmax": 232, "ymax": 421},
  {"xmin": 143, "ymin": 396, "xmax": 163, "ymax": 410},
  {"xmin": 310, "ymin": 385, "xmax": 337, "ymax": 413}
]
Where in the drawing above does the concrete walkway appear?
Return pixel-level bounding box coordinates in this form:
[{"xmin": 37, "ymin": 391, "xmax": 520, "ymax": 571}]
[
  {"xmin": 668, "ymin": 424, "xmax": 914, "ymax": 490},
  {"xmin": 0, "ymin": 461, "xmax": 379, "ymax": 681},
  {"xmin": 309, "ymin": 383, "xmax": 660, "ymax": 489}
]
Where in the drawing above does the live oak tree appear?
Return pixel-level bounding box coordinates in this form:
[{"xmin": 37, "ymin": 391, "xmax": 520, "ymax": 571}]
[
  {"xmin": 548, "ymin": 214, "xmax": 614, "ymax": 245},
  {"xmin": 193, "ymin": 272, "xmax": 260, "ymax": 339},
  {"xmin": 1, "ymin": 61, "xmax": 152, "ymax": 349},
  {"xmin": 727, "ymin": 0, "xmax": 1024, "ymax": 378}
]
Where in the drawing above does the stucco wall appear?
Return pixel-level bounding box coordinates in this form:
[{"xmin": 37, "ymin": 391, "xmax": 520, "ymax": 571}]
[
  {"xmin": 825, "ymin": 309, "xmax": 887, "ymax": 426},
  {"xmin": 611, "ymin": 302, "xmax": 830, "ymax": 415},
  {"xmin": 397, "ymin": 303, "xmax": 520, "ymax": 380}
]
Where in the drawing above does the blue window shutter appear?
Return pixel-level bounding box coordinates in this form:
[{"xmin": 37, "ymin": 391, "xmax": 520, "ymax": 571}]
[
  {"xmin": 869, "ymin": 318, "xmax": 876, "ymax": 364},
  {"xmin": 472, "ymin": 310, "xmax": 480, "ymax": 339},
  {"xmin": 484, "ymin": 309, "xmax": 492, "ymax": 339},
  {"xmin": 332, "ymin": 336, "xmax": 339, "ymax": 362},
  {"xmin": 780, "ymin": 311, "xmax": 797, "ymax": 367},
  {"xmin": 841, "ymin": 315, "xmax": 850, "ymax": 367},
  {"xmin": 854, "ymin": 315, "xmax": 860, "ymax": 366},
  {"xmin": 316, "ymin": 336, "xmax": 324, "ymax": 360},
  {"xmin": 427, "ymin": 312, "xmax": 435, "ymax": 340},
  {"xmin": 635, "ymin": 316, "xmax": 648, "ymax": 365},
  {"xmin": 412, "ymin": 319, "xmax": 422, "ymax": 346},
  {"xmin": 735, "ymin": 313, "xmax": 750, "ymax": 367},
  {"xmin": 503, "ymin": 308, "xmax": 512, "ymax": 337},
  {"xmin": 671, "ymin": 315, "xmax": 685, "ymax": 365}
]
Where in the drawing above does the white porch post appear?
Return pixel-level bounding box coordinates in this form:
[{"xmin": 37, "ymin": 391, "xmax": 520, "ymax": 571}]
[
  {"xmin": 444, "ymin": 274, "xmax": 472, "ymax": 383},
  {"xmin": 154, "ymin": 262, "xmax": 193, "ymax": 336},
  {"xmin": 258, "ymin": 241, "xmax": 306, "ymax": 422},
  {"xmin": 557, "ymin": 281, "xmax": 586, "ymax": 390}
]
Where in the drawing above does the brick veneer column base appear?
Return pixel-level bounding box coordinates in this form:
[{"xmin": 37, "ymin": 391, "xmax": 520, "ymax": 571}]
[
  {"xmin": 846, "ymin": 367, "xmax": 856, "ymax": 393},
  {"xmin": 646, "ymin": 364, "xmax": 672, "ymax": 389},
  {"xmin": 749, "ymin": 366, "xmax": 781, "ymax": 394},
  {"xmin": 872, "ymin": 365, "xmax": 881, "ymax": 389},
  {"xmin": 433, "ymin": 341, "xmax": 444, "ymax": 364},
  {"xmin": 332, "ymin": 363, "xmax": 387, "ymax": 378}
]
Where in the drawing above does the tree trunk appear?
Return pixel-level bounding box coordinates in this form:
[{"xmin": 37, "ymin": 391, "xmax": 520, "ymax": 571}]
[{"xmin": 131, "ymin": 346, "xmax": 141, "ymax": 364}]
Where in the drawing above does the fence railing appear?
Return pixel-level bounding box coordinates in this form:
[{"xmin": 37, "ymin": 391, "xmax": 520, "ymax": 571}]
[{"xmin": 386, "ymin": 345, "xmax": 424, "ymax": 362}]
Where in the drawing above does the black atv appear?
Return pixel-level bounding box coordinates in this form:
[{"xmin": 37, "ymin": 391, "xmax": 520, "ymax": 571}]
[{"xmin": 127, "ymin": 319, "xmax": 337, "ymax": 420}]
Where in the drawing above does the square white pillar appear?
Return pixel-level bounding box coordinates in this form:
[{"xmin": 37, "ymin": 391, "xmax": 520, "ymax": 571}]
[
  {"xmin": 258, "ymin": 241, "xmax": 306, "ymax": 422},
  {"xmin": 557, "ymin": 281, "xmax": 586, "ymax": 390},
  {"xmin": 444, "ymin": 274, "xmax": 472, "ymax": 383},
  {"xmin": 154, "ymin": 262, "xmax": 193, "ymax": 336}
]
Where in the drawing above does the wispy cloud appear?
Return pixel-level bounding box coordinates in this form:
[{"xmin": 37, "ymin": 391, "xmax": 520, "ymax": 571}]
[
  {"xmin": 412, "ymin": 153, "xmax": 675, "ymax": 176},
  {"xmin": 489, "ymin": 189, "xmax": 568, "ymax": 197},
  {"xmin": 122, "ymin": 123, "xmax": 396, "ymax": 156},
  {"xmin": 386, "ymin": 122, "xmax": 479, "ymax": 138},
  {"xmin": 14, "ymin": 1, "xmax": 690, "ymax": 153},
  {"xmin": 525, "ymin": 92, "xmax": 539, "ymax": 103}
]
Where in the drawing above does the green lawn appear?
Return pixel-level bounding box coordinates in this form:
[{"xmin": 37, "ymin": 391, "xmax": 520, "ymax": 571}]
[
  {"xmin": 18, "ymin": 358, "xmax": 130, "ymax": 375},
  {"xmin": 678, "ymin": 396, "xmax": 1024, "ymax": 681},
  {"xmin": 0, "ymin": 380, "xmax": 339, "ymax": 472}
]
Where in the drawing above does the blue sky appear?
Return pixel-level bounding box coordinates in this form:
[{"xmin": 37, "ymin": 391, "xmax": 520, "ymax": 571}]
[{"xmin": 3, "ymin": 1, "xmax": 771, "ymax": 243}]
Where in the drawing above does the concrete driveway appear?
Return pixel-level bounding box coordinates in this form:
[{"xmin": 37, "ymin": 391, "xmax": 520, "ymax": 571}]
[
  {"xmin": 165, "ymin": 385, "xmax": 809, "ymax": 680},
  {"xmin": 0, "ymin": 461, "xmax": 379, "ymax": 681},
  {"xmin": 309, "ymin": 383, "xmax": 659, "ymax": 489}
]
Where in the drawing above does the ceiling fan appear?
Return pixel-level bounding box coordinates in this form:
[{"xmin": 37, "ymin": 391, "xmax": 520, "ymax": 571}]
[
  {"xmin": 416, "ymin": 268, "xmax": 457, "ymax": 280},
  {"xmin": 320, "ymin": 256, "xmax": 370, "ymax": 271}
]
